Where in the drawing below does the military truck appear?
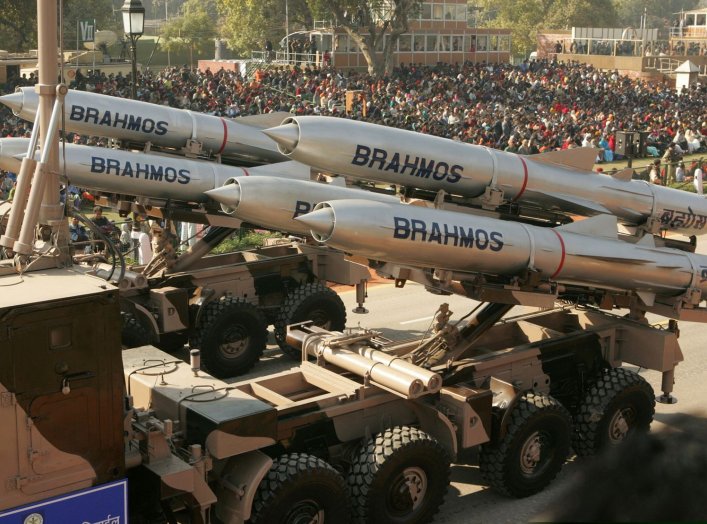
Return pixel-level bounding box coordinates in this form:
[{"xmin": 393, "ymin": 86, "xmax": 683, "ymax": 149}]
[
  {"xmin": 1, "ymin": 272, "xmax": 679, "ymax": 523},
  {"xmin": 94, "ymin": 221, "xmax": 369, "ymax": 378}
]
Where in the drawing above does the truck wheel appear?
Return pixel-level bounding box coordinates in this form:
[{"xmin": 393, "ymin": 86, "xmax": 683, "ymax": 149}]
[
  {"xmin": 348, "ymin": 426, "xmax": 450, "ymax": 524},
  {"xmin": 121, "ymin": 312, "xmax": 153, "ymax": 349},
  {"xmin": 274, "ymin": 282, "xmax": 347, "ymax": 359},
  {"xmin": 251, "ymin": 453, "xmax": 351, "ymax": 524},
  {"xmin": 479, "ymin": 392, "xmax": 571, "ymax": 498},
  {"xmin": 572, "ymin": 368, "xmax": 655, "ymax": 457},
  {"xmin": 190, "ymin": 297, "xmax": 267, "ymax": 378}
]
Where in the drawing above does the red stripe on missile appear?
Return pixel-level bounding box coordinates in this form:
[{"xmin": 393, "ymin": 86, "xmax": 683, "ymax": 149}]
[
  {"xmin": 218, "ymin": 118, "xmax": 228, "ymax": 155},
  {"xmin": 512, "ymin": 156, "xmax": 529, "ymax": 202},
  {"xmin": 550, "ymin": 230, "xmax": 566, "ymax": 279},
  {"xmin": 243, "ymin": 168, "xmax": 250, "ymax": 176}
]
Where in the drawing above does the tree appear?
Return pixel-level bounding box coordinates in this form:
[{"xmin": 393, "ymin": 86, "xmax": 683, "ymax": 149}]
[
  {"xmin": 218, "ymin": 0, "xmax": 313, "ymax": 58},
  {"xmin": 613, "ymin": 0, "xmax": 699, "ymax": 28},
  {"xmin": 161, "ymin": 0, "xmax": 218, "ymax": 68},
  {"xmin": 0, "ymin": 1, "xmax": 37, "ymax": 51},
  {"xmin": 61, "ymin": 0, "xmax": 117, "ymax": 48},
  {"xmin": 474, "ymin": 0, "xmax": 616, "ymax": 58},
  {"xmin": 308, "ymin": 0, "xmax": 422, "ymax": 76}
]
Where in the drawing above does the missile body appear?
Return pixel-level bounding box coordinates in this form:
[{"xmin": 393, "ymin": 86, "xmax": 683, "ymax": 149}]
[
  {"xmin": 0, "ymin": 138, "xmax": 309, "ymax": 203},
  {"xmin": 1, "ymin": 87, "xmax": 287, "ymax": 164},
  {"xmin": 264, "ymin": 116, "xmax": 707, "ymax": 235},
  {"xmin": 205, "ymin": 175, "xmax": 399, "ymax": 235},
  {"xmin": 296, "ymin": 199, "xmax": 707, "ymax": 302}
]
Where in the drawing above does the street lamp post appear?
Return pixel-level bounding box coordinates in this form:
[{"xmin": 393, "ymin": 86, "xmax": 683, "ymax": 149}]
[{"xmin": 121, "ymin": 0, "xmax": 145, "ymax": 99}]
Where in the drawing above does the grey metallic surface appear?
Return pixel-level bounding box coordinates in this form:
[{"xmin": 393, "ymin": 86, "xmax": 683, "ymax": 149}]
[
  {"xmin": 297, "ymin": 199, "xmax": 707, "ymax": 300},
  {"xmin": 205, "ymin": 175, "xmax": 398, "ymax": 234},
  {"xmin": 264, "ymin": 116, "xmax": 707, "ymax": 235},
  {"xmin": 1, "ymin": 87, "xmax": 287, "ymax": 163},
  {"xmin": 0, "ymin": 138, "xmax": 309, "ymax": 203}
]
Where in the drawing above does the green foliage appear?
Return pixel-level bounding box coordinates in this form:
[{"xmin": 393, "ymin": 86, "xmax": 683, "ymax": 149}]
[
  {"xmin": 668, "ymin": 181, "xmax": 697, "ymax": 193},
  {"xmin": 613, "ymin": 0, "xmax": 699, "ymax": 27},
  {"xmin": 308, "ymin": 0, "xmax": 422, "ymax": 76},
  {"xmin": 544, "ymin": 0, "xmax": 617, "ymax": 30},
  {"xmin": 61, "ymin": 0, "xmax": 117, "ymax": 40},
  {"xmin": 475, "ymin": 0, "xmax": 699, "ymax": 58},
  {"xmin": 161, "ymin": 0, "xmax": 218, "ymax": 67},
  {"xmin": 0, "ymin": 0, "xmax": 116, "ymax": 52},
  {"xmin": 0, "ymin": 1, "xmax": 36, "ymax": 51},
  {"xmin": 217, "ymin": 0, "xmax": 313, "ymax": 57},
  {"xmin": 212, "ymin": 230, "xmax": 283, "ymax": 253}
]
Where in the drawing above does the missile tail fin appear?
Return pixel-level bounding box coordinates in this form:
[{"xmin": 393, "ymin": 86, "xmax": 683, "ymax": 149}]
[
  {"xmin": 611, "ymin": 167, "xmax": 634, "ymax": 182},
  {"xmin": 236, "ymin": 112, "xmax": 292, "ymax": 129},
  {"xmin": 637, "ymin": 291, "xmax": 656, "ymax": 306},
  {"xmin": 636, "ymin": 234, "xmax": 657, "ymax": 247},
  {"xmin": 556, "ymin": 214, "xmax": 617, "ymax": 239},
  {"xmin": 532, "ymin": 147, "xmax": 599, "ymax": 172}
]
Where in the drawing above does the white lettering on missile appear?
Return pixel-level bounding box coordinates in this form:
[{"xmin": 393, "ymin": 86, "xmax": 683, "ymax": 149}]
[
  {"xmin": 352, "ymin": 145, "xmax": 463, "ymax": 183},
  {"xmin": 90, "ymin": 157, "xmax": 190, "ymax": 184},
  {"xmin": 70, "ymin": 105, "xmax": 169, "ymax": 136},
  {"xmin": 393, "ymin": 216, "xmax": 503, "ymax": 251}
]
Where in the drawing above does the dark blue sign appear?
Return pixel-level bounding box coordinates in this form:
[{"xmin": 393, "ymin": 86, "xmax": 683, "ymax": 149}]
[
  {"xmin": 352, "ymin": 144, "xmax": 463, "ymax": 183},
  {"xmin": 393, "ymin": 216, "xmax": 504, "ymax": 251},
  {"xmin": 0, "ymin": 479, "xmax": 127, "ymax": 524}
]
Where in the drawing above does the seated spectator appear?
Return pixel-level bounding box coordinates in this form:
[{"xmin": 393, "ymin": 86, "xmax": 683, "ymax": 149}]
[{"xmin": 69, "ymin": 217, "xmax": 89, "ymax": 243}]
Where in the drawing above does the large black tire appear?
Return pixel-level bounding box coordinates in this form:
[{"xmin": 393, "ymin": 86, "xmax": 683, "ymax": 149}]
[
  {"xmin": 479, "ymin": 392, "xmax": 572, "ymax": 498},
  {"xmin": 572, "ymin": 367, "xmax": 655, "ymax": 457},
  {"xmin": 274, "ymin": 282, "xmax": 347, "ymax": 359},
  {"xmin": 121, "ymin": 311, "xmax": 153, "ymax": 349},
  {"xmin": 348, "ymin": 426, "xmax": 450, "ymax": 524},
  {"xmin": 250, "ymin": 453, "xmax": 351, "ymax": 524},
  {"xmin": 190, "ymin": 297, "xmax": 267, "ymax": 378}
]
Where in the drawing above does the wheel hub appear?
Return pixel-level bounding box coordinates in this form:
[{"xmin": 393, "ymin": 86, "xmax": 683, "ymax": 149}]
[
  {"xmin": 284, "ymin": 499, "xmax": 325, "ymax": 524},
  {"xmin": 388, "ymin": 466, "xmax": 428, "ymax": 514},
  {"xmin": 308, "ymin": 308, "xmax": 332, "ymax": 329},
  {"xmin": 219, "ymin": 326, "xmax": 249, "ymax": 358},
  {"xmin": 608, "ymin": 408, "xmax": 632, "ymax": 442},
  {"xmin": 520, "ymin": 431, "xmax": 543, "ymax": 475}
]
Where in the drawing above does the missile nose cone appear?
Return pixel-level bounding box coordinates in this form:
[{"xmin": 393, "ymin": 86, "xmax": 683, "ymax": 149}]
[
  {"xmin": 0, "ymin": 92, "xmax": 23, "ymax": 113},
  {"xmin": 295, "ymin": 205, "xmax": 335, "ymax": 242},
  {"xmin": 262, "ymin": 123, "xmax": 299, "ymax": 154},
  {"xmin": 205, "ymin": 183, "xmax": 241, "ymax": 215}
]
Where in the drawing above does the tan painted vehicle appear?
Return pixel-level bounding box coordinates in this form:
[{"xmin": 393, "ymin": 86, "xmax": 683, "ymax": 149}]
[
  {"xmin": 103, "ymin": 225, "xmax": 368, "ymax": 378},
  {"xmin": 1, "ymin": 272, "xmax": 680, "ymax": 523}
]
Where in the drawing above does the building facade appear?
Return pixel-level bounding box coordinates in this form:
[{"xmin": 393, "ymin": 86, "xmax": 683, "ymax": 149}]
[{"xmin": 329, "ymin": 1, "xmax": 511, "ymax": 69}]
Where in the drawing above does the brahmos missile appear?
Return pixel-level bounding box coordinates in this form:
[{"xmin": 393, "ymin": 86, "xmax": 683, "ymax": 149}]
[
  {"xmin": 263, "ymin": 116, "xmax": 707, "ymax": 235},
  {"xmin": 0, "ymin": 87, "xmax": 287, "ymax": 164},
  {"xmin": 0, "ymin": 137, "xmax": 309, "ymax": 203},
  {"xmin": 296, "ymin": 199, "xmax": 707, "ymax": 307},
  {"xmin": 205, "ymin": 175, "xmax": 399, "ymax": 235}
]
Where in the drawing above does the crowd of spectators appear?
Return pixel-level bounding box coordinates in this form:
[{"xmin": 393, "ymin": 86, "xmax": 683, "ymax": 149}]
[
  {"xmin": 1, "ymin": 57, "xmax": 706, "ymax": 199},
  {"xmin": 2, "ymin": 58, "xmax": 706, "ymax": 163}
]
